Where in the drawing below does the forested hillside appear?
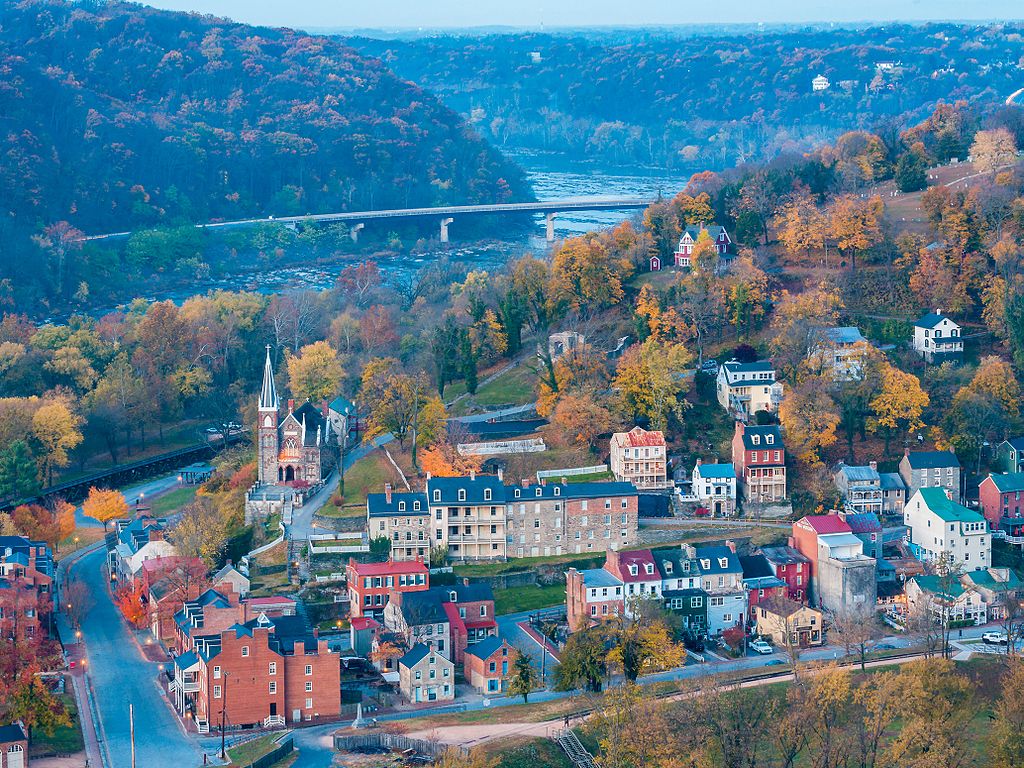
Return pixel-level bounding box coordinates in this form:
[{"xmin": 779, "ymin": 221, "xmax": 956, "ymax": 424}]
[
  {"xmin": 0, "ymin": 0, "xmax": 529, "ymax": 308},
  {"xmin": 352, "ymin": 24, "xmax": 1024, "ymax": 169}
]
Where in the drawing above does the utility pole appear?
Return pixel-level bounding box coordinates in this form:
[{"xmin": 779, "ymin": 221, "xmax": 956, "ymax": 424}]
[
  {"xmin": 129, "ymin": 703, "xmax": 135, "ymax": 768},
  {"xmin": 220, "ymin": 673, "xmax": 229, "ymax": 760}
]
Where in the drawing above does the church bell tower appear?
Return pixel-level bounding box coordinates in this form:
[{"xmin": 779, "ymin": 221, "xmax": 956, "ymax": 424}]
[{"xmin": 258, "ymin": 345, "xmax": 280, "ymax": 484}]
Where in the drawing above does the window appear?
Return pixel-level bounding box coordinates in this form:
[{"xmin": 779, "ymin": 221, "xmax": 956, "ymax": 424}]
[
  {"xmin": 415, "ymin": 671, "xmax": 422, "ymax": 680},
  {"xmin": 269, "ymin": 681, "xmax": 277, "ymax": 694},
  {"xmin": 269, "ymin": 662, "xmax": 277, "ymax": 675},
  {"xmin": 458, "ymin": 489, "xmax": 466, "ymax": 501},
  {"xmin": 398, "ymin": 501, "xmax": 406, "ymax": 511},
  {"xmin": 306, "ymin": 697, "xmax": 313, "ymax": 709},
  {"xmin": 305, "ymin": 681, "xmax": 313, "ymax": 692},
  {"xmin": 305, "ymin": 665, "xmax": 313, "ymax": 675},
  {"xmin": 241, "ymin": 646, "xmax": 249, "ymax": 657},
  {"xmin": 723, "ymin": 613, "xmax": 733, "ymax": 623},
  {"xmin": 433, "ymin": 490, "xmax": 441, "ymax": 502},
  {"xmin": 213, "ymin": 666, "xmax": 221, "ymax": 679},
  {"xmin": 480, "ymin": 605, "xmax": 487, "ymax": 617},
  {"xmin": 214, "ymin": 685, "xmax": 222, "ymax": 699},
  {"xmin": 554, "ymin": 487, "xmax": 560, "ymax": 496}
]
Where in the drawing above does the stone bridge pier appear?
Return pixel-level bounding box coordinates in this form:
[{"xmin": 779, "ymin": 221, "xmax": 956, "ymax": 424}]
[
  {"xmin": 439, "ymin": 217, "xmax": 454, "ymax": 244},
  {"xmin": 545, "ymin": 212, "xmax": 556, "ymax": 242},
  {"xmin": 349, "ymin": 222, "xmax": 365, "ymax": 242}
]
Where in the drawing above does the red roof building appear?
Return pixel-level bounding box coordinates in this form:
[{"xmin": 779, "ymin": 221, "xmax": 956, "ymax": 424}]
[
  {"xmin": 791, "ymin": 515, "xmax": 853, "ymax": 604},
  {"xmin": 346, "ymin": 558, "xmax": 429, "ymax": 619},
  {"xmin": 604, "ymin": 548, "xmax": 662, "ymax": 604}
]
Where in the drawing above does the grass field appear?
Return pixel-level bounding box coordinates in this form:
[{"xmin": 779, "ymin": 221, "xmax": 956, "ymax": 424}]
[
  {"xmin": 448, "ymin": 363, "xmax": 538, "ymax": 415},
  {"xmin": 56, "ymin": 526, "xmax": 107, "ymax": 560},
  {"xmin": 486, "ymin": 737, "xmax": 574, "ymax": 768},
  {"xmin": 494, "ymin": 583, "xmax": 566, "ymax": 615},
  {"xmin": 30, "ymin": 693, "xmax": 84, "ymax": 757},
  {"xmin": 150, "ymin": 485, "xmax": 198, "ymax": 516},
  {"xmin": 336, "ymin": 450, "xmax": 402, "ymax": 510},
  {"xmin": 227, "ymin": 733, "xmax": 284, "ymax": 767}
]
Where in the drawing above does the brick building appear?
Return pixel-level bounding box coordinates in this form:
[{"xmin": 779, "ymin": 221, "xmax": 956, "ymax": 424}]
[
  {"xmin": 758, "ymin": 545, "xmax": 811, "ymax": 602},
  {"xmin": 0, "ymin": 536, "xmax": 55, "ymax": 643},
  {"xmin": 0, "ymin": 723, "xmax": 27, "ymax": 768},
  {"xmin": 346, "ymin": 558, "xmax": 429, "ymax": 619},
  {"xmin": 609, "ymin": 426, "xmax": 671, "ymax": 489},
  {"xmin": 565, "ymin": 567, "xmax": 624, "ymax": 631},
  {"xmin": 366, "ymin": 487, "xmax": 430, "ymax": 563},
  {"xmin": 382, "ymin": 583, "xmax": 496, "ymax": 663},
  {"xmin": 464, "ymin": 636, "xmax": 516, "ymax": 694},
  {"xmin": 979, "ymin": 472, "xmax": 1024, "ymax": 545},
  {"xmin": 739, "ymin": 554, "xmax": 787, "ymax": 625},
  {"xmin": 731, "ymin": 423, "xmax": 786, "ymax": 503}
]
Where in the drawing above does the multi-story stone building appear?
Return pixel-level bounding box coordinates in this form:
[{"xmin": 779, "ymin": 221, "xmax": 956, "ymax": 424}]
[
  {"xmin": 609, "ymin": 426, "xmax": 670, "ymax": 489},
  {"xmin": 398, "ymin": 643, "xmax": 455, "ymax": 704},
  {"xmin": 835, "ymin": 461, "xmax": 883, "ymax": 514},
  {"xmin": 899, "ymin": 449, "xmax": 961, "ymax": 502},
  {"xmin": 366, "ymin": 474, "xmax": 640, "ymax": 562}
]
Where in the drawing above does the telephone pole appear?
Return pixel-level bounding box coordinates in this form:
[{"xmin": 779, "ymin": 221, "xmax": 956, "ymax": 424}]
[
  {"xmin": 129, "ymin": 703, "xmax": 135, "ymax": 768},
  {"xmin": 220, "ymin": 673, "xmax": 229, "ymax": 760}
]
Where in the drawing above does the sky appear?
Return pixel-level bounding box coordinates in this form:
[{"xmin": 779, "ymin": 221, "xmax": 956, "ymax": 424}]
[{"xmin": 142, "ymin": 0, "xmax": 1024, "ymax": 30}]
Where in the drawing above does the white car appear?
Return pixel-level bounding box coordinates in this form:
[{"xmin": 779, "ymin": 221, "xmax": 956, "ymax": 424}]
[
  {"xmin": 750, "ymin": 639, "xmax": 774, "ymax": 655},
  {"xmin": 982, "ymin": 632, "xmax": 1009, "ymax": 645}
]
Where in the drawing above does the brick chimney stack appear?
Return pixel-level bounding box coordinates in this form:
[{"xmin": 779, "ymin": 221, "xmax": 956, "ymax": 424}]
[
  {"xmin": 288, "ymin": 398, "xmax": 294, "ymax": 412},
  {"xmin": 869, "ymin": 460, "xmax": 878, "ymax": 471},
  {"xmin": 606, "ymin": 547, "xmax": 621, "ymax": 575},
  {"xmin": 725, "ymin": 539, "xmax": 737, "ymax": 553},
  {"xmin": 384, "ymin": 483, "xmax": 392, "ymax": 504}
]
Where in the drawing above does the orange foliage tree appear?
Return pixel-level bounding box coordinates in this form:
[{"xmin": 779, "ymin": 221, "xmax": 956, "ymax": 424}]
[
  {"xmin": 82, "ymin": 486, "xmax": 129, "ymax": 528},
  {"xmin": 114, "ymin": 582, "xmax": 147, "ymax": 629},
  {"xmin": 420, "ymin": 444, "xmax": 483, "ymax": 478}
]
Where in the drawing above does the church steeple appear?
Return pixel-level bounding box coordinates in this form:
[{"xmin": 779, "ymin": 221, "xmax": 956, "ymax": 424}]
[{"xmin": 259, "ymin": 345, "xmax": 278, "ymax": 412}]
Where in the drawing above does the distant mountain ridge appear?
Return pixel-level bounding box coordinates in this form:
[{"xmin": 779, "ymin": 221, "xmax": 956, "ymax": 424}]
[{"xmin": 0, "ymin": 0, "xmax": 529, "ymax": 303}]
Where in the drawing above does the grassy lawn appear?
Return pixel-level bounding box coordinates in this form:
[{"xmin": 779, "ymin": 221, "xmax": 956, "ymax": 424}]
[
  {"xmin": 564, "ymin": 470, "xmax": 615, "ymax": 483},
  {"xmin": 494, "ymin": 583, "xmax": 566, "ymax": 615},
  {"xmin": 310, "ymin": 538, "xmax": 362, "ymax": 549},
  {"xmin": 150, "ymin": 485, "xmax": 198, "ymax": 516},
  {"xmin": 313, "ymin": 503, "xmax": 365, "ymax": 519},
  {"xmin": 56, "ymin": 526, "xmax": 107, "ymax": 560},
  {"xmin": 455, "ymin": 552, "xmax": 606, "ymax": 578},
  {"xmin": 485, "ymin": 737, "xmax": 574, "ymax": 768},
  {"xmin": 335, "ymin": 450, "xmax": 402, "ymax": 510},
  {"xmin": 227, "ymin": 733, "xmax": 284, "ymax": 767},
  {"xmin": 448, "ymin": 363, "xmax": 538, "ymax": 415},
  {"xmin": 30, "ymin": 693, "xmax": 84, "ymax": 757}
]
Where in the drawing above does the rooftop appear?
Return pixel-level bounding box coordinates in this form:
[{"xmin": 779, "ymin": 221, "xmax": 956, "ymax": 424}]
[
  {"xmin": 796, "ymin": 515, "xmax": 852, "ymax": 535},
  {"xmin": 367, "ymin": 491, "xmax": 429, "ymax": 517},
  {"xmin": 838, "ymin": 463, "xmax": 880, "ymax": 483},
  {"xmin": 349, "ymin": 559, "xmax": 427, "ymax": 577},
  {"xmin": 823, "ymin": 326, "xmax": 867, "ymax": 345},
  {"xmin": 917, "ymin": 487, "xmax": 984, "ymax": 524},
  {"xmin": 843, "ymin": 512, "xmax": 882, "ymax": 534},
  {"xmin": 738, "ymin": 424, "xmax": 784, "ymax": 451},
  {"xmin": 574, "ymin": 568, "xmax": 623, "ymax": 588},
  {"xmin": 465, "ymin": 635, "xmax": 507, "ymax": 660},
  {"xmin": 614, "ymin": 426, "xmax": 666, "ymax": 447},
  {"xmin": 694, "ymin": 545, "xmax": 741, "ymax": 574},
  {"xmin": 904, "ymin": 450, "xmax": 960, "ymax": 469},
  {"xmin": 915, "ymin": 311, "xmax": 957, "ymax": 329},
  {"xmin": 987, "ymin": 473, "xmax": 1024, "ymax": 493},
  {"xmin": 759, "ymin": 545, "xmax": 811, "ymax": 566},
  {"xmin": 695, "ymin": 463, "xmax": 735, "ymax": 480}
]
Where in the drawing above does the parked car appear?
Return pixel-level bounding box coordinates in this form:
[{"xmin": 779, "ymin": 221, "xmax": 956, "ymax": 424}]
[
  {"xmin": 765, "ymin": 659, "xmax": 786, "ymax": 666},
  {"xmin": 694, "ymin": 507, "xmax": 711, "ymax": 517},
  {"xmin": 982, "ymin": 631, "xmax": 1009, "ymax": 645},
  {"xmin": 683, "ymin": 633, "xmax": 706, "ymax": 653},
  {"xmin": 750, "ymin": 639, "xmax": 774, "ymax": 655}
]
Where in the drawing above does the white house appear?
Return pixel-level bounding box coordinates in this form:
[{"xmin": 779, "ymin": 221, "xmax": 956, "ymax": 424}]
[
  {"xmin": 810, "ymin": 327, "xmax": 869, "ymax": 381},
  {"xmin": 903, "ymin": 487, "xmax": 990, "ymax": 570},
  {"xmin": 715, "ymin": 360, "xmax": 783, "ymax": 420},
  {"xmin": 692, "ymin": 461, "xmax": 736, "ymax": 517},
  {"xmin": 812, "ymin": 74, "xmax": 831, "ymax": 91},
  {"xmin": 906, "ymin": 575, "xmax": 987, "ymax": 626},
  {"xmin": 913, "ymin": 310, "xmax": 963, "ymax": 364}
]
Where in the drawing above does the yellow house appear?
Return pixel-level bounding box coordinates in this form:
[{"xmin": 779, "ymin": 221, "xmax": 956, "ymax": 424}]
[{"xmin": 756, "ymin": 596, "xmax": 824, "ymax": 648}]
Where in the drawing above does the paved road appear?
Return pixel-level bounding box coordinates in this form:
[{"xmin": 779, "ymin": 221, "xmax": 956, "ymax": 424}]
[
  {"xmin": 287, "ymin": 434, "xmax": 395, "ymax": 541},
  {"xmin": 68, "ymin": 546, "xmax": 202, "ymax": 768}
]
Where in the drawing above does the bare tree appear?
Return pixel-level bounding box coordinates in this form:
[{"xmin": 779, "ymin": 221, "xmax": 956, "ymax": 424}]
[
  {"xmin": 830, "ymin": 606, "xmax": 881, "ymax": 670},
  {"xmin": 63, "ymin": 578, "xmax": 93, "ymax": 631}
]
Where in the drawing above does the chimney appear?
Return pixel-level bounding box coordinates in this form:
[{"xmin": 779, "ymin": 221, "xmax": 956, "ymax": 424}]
[
  {"xmin": 497, "ymin": 468, "xmax": 504, "ymax": 482},
  {"xmin": 725, "ymin": 539, "xmax": 737, "ymax": 553},
  {"xmin": 426, "ymin": 471, "xmax": 432, "ymax": 481},
  {"xmin": 869, "ymin": 460, "xmax": 877, "ymax": 471},
  {"xmin": 681, "ymin": 543, "xmax": 697, "ymax": 559},
  {"xmin": 313, "ymin": 627, "xmax": 319, "ymax": 640},
  {"xmin": 384, "ymin": 483, "xmax": 392, "ymax": 504},
  {"xmin": 561, "ymin": 476, "xmax": 568, "ymax": 485},
  {"xmin": 945, "ymin": 488, "xmax": 955, "ymax": 501},
  {"xmin": 606, "ymin": 547, "xmax": 621, "ymax": 574},
  {"xmin": 904, "ymin": 447, "xmax": 911, "ymax": 458},
  {"xmin": 936, "ymin": 308, "xmax": 942, "ymax": 316},
  {"xmin": 787, "ymin": 535, "xmax": 797, "ymax": 549},
  {"xmin": 463, "ymin": 577, "xmax": 470, "ymax": 587},
  {"xmin": 521, "ymin": 478, "xmax": 529, "ymax": 488},
  {"xmin": 695, "ymin": 458, "xmax": 703, "ymax": 467},
  {"xmin": 288, "ymin": 398, "xmax": 295, "ymax": 412},
  {"xmin": 540, "ymin": 477, "xmax": 547, "ymax": 486},
  {"xmin": 470, "ymin": 469, "xmax": 476, "ymax": 481}
]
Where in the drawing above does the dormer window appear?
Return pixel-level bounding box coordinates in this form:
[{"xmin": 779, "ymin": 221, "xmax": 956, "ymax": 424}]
[
  {"xmin": 683, "ymin": 561, "xmax": 690, "ymax": 571},
  {"xmin": 719, "ymin": 557, "xmax": 728, "ymax": 568},
  {"xmin": 449, "ymin": 591, "xmax": 458, "ymax": 602},
  {"xmin": 514, "ymin": 489, "xmax": 521, "ymax": 498},
  {"xmin": 484, "ymin": 488, "xmax": 492, "ymax": 501},
  {"xmin": 645, "ymin": 564, "xmax": 654, "ymax": 575},
  {"xmin": 413, "ymin": 501, "xmax": 420, "ymax": 511},
  {"xmin": 554, "ymin": 487, "xmax": 560, "ymax": 496},
  {"xmin": 458, "ymin": 489, "xmax": 466, "ymax": 502},
  {"xmin": 433, "ymin": 490, "xmax": 441, "ymax": 502},
  {"xmin": 664, "ymin": 562, "xmax": 673, "ymax": 574},
  {"xmin": 628, "ymin": 564, "xmax": 638, "ymax": 576},
  {"xmin": 398, "ymin": 501, "xmax": 406, "ymax": 511},
  {"xmin": 700, "ymin": 559, "xmax": 710, "ymax": 570},
  {"xmin": 752, "ymin": 434, "xmax": 760, "ymax": 445},
  {"xmin": 766, "ymin": 434, "xmax": 774, "ymax": 444},
  {"xmin": 536, "ymin": 487, "xmax": 542, "ymax": 497}
]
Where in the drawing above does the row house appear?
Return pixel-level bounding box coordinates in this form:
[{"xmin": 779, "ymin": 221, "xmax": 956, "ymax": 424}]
[
  {"xmin": 653, "ymin": 547, "xmax": 707, "ymax": 636},
  {"xmin": 566, "ymin": 567, "xmax": 625, "ymax": 631},
  {"xmin": 382, "ymin": 583, "xmax": 497, "ymax": 663},
  {"xmin": 834, "ymin": 462, "xmax": 883, "ymax": 515},
  {"xmin": 904, "ymin": 487, "xmax": 990, "ymax": 570},
  {"xmin": 0, "ymin": 536, "xmax": 55, "ymax": 642},
  {"xmin": 731, "ymin": 423, "xmax": 786, "ymax": 503},
  {"xmin": 739, "ymin": 554, "xmax": 787, "ymax": 625},
  {"xmin": 755, "ymin": 596, "xmax": 824, "ymax": 648},
  {"xmin": 141, "ymin": 556, "xmax": 208, "ymax": 650},
  {"xmin": 428, "ymin": 474, "xmax": 508, "ymax": 561},
  {"xmin": 696, "ymin": 543, "xmax": 747, "ymax": 635},
  {"xmin": 609, "ymin": 426, "xmax": 671, "ymax": 489},
  {"xmin": 996, "ymin": 437, "xmax": 1024, "ymax": 474},
  {"xmin": 692, "ymin": 460, "xmax": 736, "ymax": 517},
  {"xmin": 880, "ymin": 472, "xmax": 908, "ymax": 516},
  {"xmin": 366, "ymin": 487, "xmax": 430, "ymax": 563},
  {"xmin": 912, "ymin": 310, "xmax": 963, "ymax": 364},
  {"xmin": 173, "ymin": 613, "xmax": 339, "ymax": 731},
  {"xmin": 398, "ymin": 643, "xmax": 455, "ymax": 704},
  {"xmin": 716, "ymin": 360, "xmax": 783, "ymax": 421},
  {"xmin": 346, "ymin": 558, "xmax": 429, "ymax": 619},
  {"xmin": 107, "ymin": 514, "xmax": 176, "ymax": 583},
  {"xmin": 979, "ymin": 472, "xmax": 1024, "ymax": 545},
  {"xmin": 464, "ymin": 636, "xmax": 517, "ymax": 695},
  {"xmin": 604, "ymin": 548, "xmax": 662, "ymax": 611},
  {"xmin": 792, "ymin": 515, "xmax": 877, "ymax": 610},
  {"xmin": 758, "ymin": 545, "xmax": 811, "ymax": 602},
  {"xmin": 899, "ymin": 449, "xmax": 961, "ymax": 501},
  {"xmin": 838, "ymin": 511, "xmax": 883, "ymax": 561}
]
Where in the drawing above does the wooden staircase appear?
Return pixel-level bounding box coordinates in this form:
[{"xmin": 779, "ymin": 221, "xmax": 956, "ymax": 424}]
[{"xmin": 552, "ymin": 728, "xmax": 597, "ymax": 768}]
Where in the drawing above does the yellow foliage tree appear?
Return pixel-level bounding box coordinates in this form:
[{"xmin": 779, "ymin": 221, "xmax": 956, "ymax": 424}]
[
  {"xmin": 31, "ymin": 398, "xmax": 84, "ymax": 485},
  {"xmin": 589, "ymin": 683, "xmax": 680, "ymax": 768},
  {"xmin": 778, "ymin": 377, "xmax": 840, "ymax": 467},
  {"xmin": 286, "ymin": 340, "xmax": 344, "ymax": 403},
  {"xmin": 769, "ymin": 283, "xmax": 844, "ymax": 378},
  {"xmin": 828, "ymin": 194, "xmax": 883, "ymax": 270},
  {"xmin": 82, "ymin": 487, "xmax": 129, "ymax": 528},
  {"xmin": 168, "ymin": 498, "xmax": 228, "ymax": 568},
  {"xmin": 868, "ymin": 363, "xmax": 930, "ymax": 454},
  {"xmin": 971, "ymin": 128, "xmax": 1018, "ymax": 173},
  {"xmin": 551, "ymin": 235, "xmax": 625, "ymax": 311},
  {"xmin": 419, "ymin": 444, "xmax": 483, "ymax": 478},
  {"xmin": 967, "ymin": 355, "xmax": 1022, "ymax": 420},
  {"xmin": 612, "ymin": 339, "xmax": 693, "ymax": 430},
  {"xmin": 551, "ymin": 392, "xmax": 616, "ymax": 448}
]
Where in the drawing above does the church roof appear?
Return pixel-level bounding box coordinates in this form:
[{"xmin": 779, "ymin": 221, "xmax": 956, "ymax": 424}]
[{"xmin": 259, "ymin": 346, "xmax": 279, "ymax": 412}]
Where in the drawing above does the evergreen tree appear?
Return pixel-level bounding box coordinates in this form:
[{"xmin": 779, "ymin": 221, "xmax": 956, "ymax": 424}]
[
  {"xmin": 894, "ymin": 152, "xmax": 928, "ymax": 192},
  {"xmin": 0, "ymin": 440, "xmax": 39, "ymax": 501}
]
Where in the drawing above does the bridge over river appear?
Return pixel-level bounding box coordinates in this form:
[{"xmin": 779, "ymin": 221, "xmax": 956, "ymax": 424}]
[{"xmin": 81, "ymin": 197, "xmax": 654, "ymax": 244}]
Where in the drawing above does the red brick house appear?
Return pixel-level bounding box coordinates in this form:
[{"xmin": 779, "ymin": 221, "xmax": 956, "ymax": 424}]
[
  {"xmin": 731, "ymin": 423, "xmax": 787, "ymax": 503},
  {"xmin": 739, "ymin": 554, "xmax": 787, "ymax": 624},
  {"xmin": 604, "ymin": 548, "xmax": 662, "ymax": 606},
  {"xmin": 172, "ymin": 612, "xmax": 340, "ymax": 731},
  {"xmin": 346, "ymin": 558, "xmax": 429, "ymax": 619},
  {"xmin": 0, "ymin": 723, "xmax": 27, "ymax": 768},
  {"xmin": 441, "ymin": 582, "xmax": 498, "ymax": 664},
  {"xmin": 565, "ymin": 567, "xmax": 624, "ymax": 631},
  {"xmin": 979, "ymin": 473, "xmax": 1024, "ymax": 545},
  {"xmin": 758, "ymin": 545, "xmax": 812, "ymax": 603},
  {"xmin": 464, "ymin": 636, "xmax": 517, "ymax": 694},
  {"xmin": 791, "ymin": 515, "xmax": 853, "ymax": 601},
  {"xmin": 139, "ymin": 556, "xmax": 207, "ymax": 649},
  {"xmin": 0, "ymin": 538, "xmax": 55, "ymax": 643}
]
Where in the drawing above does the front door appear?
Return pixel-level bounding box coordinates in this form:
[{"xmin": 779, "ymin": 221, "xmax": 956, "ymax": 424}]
[
  {"xmin": 8, "ymin": 745, "xmax": 25, "ymax": 768},
  {"xmin": 270, "ymin": 702, "xmax": 277, "ymax": 717}
]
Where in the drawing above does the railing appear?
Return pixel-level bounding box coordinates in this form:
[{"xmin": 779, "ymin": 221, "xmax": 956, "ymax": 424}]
[
  {"xmin": 172, "ymin": 677, "xmax": 200, "ymax": 693},
  {"xmin": 196, "ymin": 719, "xmax": 210, "ymax": 734},
  {"xmin": 553, "ymin": 728, "xmax": 598, "ymax": 768},
  {"xmin": 263, "ymin": 715, "xmax": 286, "ymax": 728},
  {"xmin": 537, "ymin": 465, "xmax": 608, "ymax": 480}
]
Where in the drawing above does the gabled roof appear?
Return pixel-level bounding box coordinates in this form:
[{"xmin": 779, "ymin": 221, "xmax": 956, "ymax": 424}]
[
  {"xmin": 796, "ymin": 515, "xmax": 852, "ymax": 535},
  {"xmin": 329, "ymin": 396, "xmax": 355, "ymax": 415},
  {"xmin": 821, "ymin": 326, "xmax": 867, "ymax": 345},
  {"xmin": 1002, "ymin": 437, "xmax": 1024, "ymax": 452},
  {"xmin": 610, "ymin": 549, "xmax": 659, "ymax": 583},
  {"xmin": 843, "ymin": 512, "xmax": 882, "ymax": 534},
  {"xmin": 695, "ymin": 463, "xmax": 735, "ymax": 480},
  {"xmin": 505, "ymin": 481, "xmax": 637, "ymax": 501},
  {"xmin": 963, "ymin": 568, "xmax": 1023, "ymax": 592},
  {"xmin": 398, "ymin": 589, "xmax": 449, "ymax": 625},
  {"xmin": 694, "ymin": 545, "xmax": 742, "ymax": 575},
  {"xmin": 445, "ymin": 582, "xmax": 494, "ymax": 603},
  {"xmin": 838, "ymin": 464, "xmax": 880, "ymax": 483},
  {"xmin": 682, "ymin": 224, "xmax": 728, "ymax": 241},
  {"xmin": 350, "ymin": 616, "xmax": 380, "ymax": 631},
  {"xmin": 759, "ymin": 545, "xmax": 811, "ymax": 566},
  {"xmin": 739, "ymin": 554, "xmax": 775, "ymax": 580},
  {"xmin": 721, "ymin": 360, "xmax": 774, "ymax": 375},
  {"xmin": 915, "ymin": 312, "xmax": 958, "ymax": 329},
  {"xmin": 879, "ymin": 472, "xmax": 906, "ymax": 491},
  {"xmin": 286, "ymin": 401, "xmax": 330, "ymax": 446},
  {"xmin": 758, "ymin": 594, "xmax": 814, "ymax": 618},
  {"xmin": 739, "ymin": 425, "xmax": 783, "ymax": 451},
  {"xmin": 904, "ymin": 450, "xmax": 960, "ymax": 469},
  {"xmin": 349, "ymin": 559, "xmax": 428, "ymax": 577},
  {"xmin": 986, "ymin": 473, "xmax": 1024, "ymax": 493},
  {"xmin": 399, "ymin": 642, "xmax": 434, "ymax": 668},
  {"xmin": 465, "ymin": 635, "xmax": 507, "ymax": 660},
  {"xmin": 652, "ymin": 548, "xmax": 699, "ymax": 580},
  {"xmin": 614, "ymin": 426, "xmax": 665, "ymax": 447},
  {"xmin": 911, "ymin": 574, "xmax": 965, "ymax": 599},
  {"xmin": 576, "ymin": 568, "xmax": 623, "ymax": 588},
  {"xmin": 428, "ymin": 475, "xmax": 506, "ymax": 505},
  {"xmin": 0, "ymin": 723, "xmax": 27, "ymax": 743},
  {"xmin": 916, "ymin": 487, "xmax": 984, "ymax": 524},
  {"xmin": 367, "ymin": 491, "xmax": 429, "ymax": 517}
]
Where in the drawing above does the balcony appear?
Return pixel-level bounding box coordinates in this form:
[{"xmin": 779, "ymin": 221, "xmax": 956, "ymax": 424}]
[{"xmin": 172, "ymin": 675, "xmax": 200, "ymax": 694}]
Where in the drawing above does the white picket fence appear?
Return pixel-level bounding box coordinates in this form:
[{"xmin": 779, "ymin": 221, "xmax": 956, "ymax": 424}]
[{"xmin": 537, "ymin": 464, "xmax": 608, "ymax": 481}]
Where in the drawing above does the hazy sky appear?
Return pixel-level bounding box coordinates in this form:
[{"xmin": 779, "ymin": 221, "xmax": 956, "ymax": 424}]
[{"xmin": 142, "ymin": 0, "xmax": 1024, "ymax": 30}]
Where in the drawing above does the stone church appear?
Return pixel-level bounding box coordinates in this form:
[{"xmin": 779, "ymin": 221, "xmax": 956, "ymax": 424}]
[{"xmin": 256, "ymin": 346, "xmax": 334, "ymax": 488}]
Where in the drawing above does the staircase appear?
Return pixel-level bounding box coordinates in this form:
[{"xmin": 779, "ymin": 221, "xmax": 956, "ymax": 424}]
[{"xmin": 553, "ymin": 728, "xmax": 597, "ymax": 768}]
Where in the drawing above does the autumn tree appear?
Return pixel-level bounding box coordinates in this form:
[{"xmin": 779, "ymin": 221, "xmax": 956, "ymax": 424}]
[
  {"xmin": 589, "ymin": 683, "xmax": 679, "ymax": 768},
  {"xmin": 168, "ymin": 498, "xmax": 228, "ymax": 568},
  {"xmin": 4, "ymin": 676, "xmax": 71, "ymax": 743},
  {"xmin": 868, "ymin": 363, "xmax": 929, "ymax": 454},
  {"xmin": 612, "ymin": 339, "xmax": 692, "ymax": 431},
  {"xmin": 555, "ymin": 627, "xmax": 609, "ymax": 692},
  {"xmin": 971, "ymin": 127, "xmax": 1019, "ymax": 173},
  {"xmin": 550, "ymin": 393, "xmax": 616, "ymax": 449},
  {"xmin": 507, "ymin": 651, "xmax": 538, "ymax": 703},
  {"xmin": 30, "ymin": 397, "xmax": 84, "ymax": 485},
  {"xmin": 63, "ymin": 578, "xmax": 94, "ymax": 630},
  {"xmin": 286, "ymin": 340, "xmax": 343, "ymax": 403},
  {"xmin": 605, "ymin": 608, "xmax": 686, "ymax": 682},
  {"xmin": 990, "ymin": 659, "xmax": 1024, "ymax": 768},
  {"xmin": 779, "ymin": 377, "xmax": 841, "ymax": 467},
  {"xmin": 419, "ymin": 444, "xmax": 483, "ymax": 478},
  {"xmin": 828, "ymin": 194, "xmax": 884, "ymax": 270},
  {"xmin": 774, "ymin": 191, "xmax": 826, "ymax": 264},
  {"xmin": 769, "ymin": 284, "xmax": 843, "ymax": 378},
  {"xmin": 885, "ymin": 659, "xmax": 973, "ymax": 767},
  {"xmin": 550, "ymin": 235, "xmax": 624, "ymax": 311},
  {"xmin": 114, "ymin": 581, "xmax": 148, "ymax": 628},
  {"xmin": 84, "ymin": 489, "xmax": 130, "ymax": 534},
  {"xmin": 359, "ymin": 358, "xmax": 430, "ymax": 450}
]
